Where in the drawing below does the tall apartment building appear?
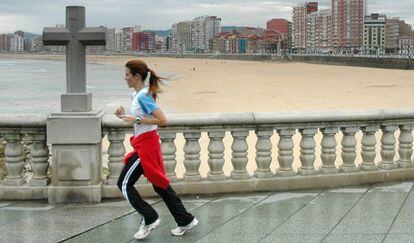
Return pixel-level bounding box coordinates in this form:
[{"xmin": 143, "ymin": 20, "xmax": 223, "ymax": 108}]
[
  {"xmin": 191, "ymin": 16, "xmax": 221, "ymax": 52},
  {"xmin": 287, "ymin": 22, "xmax": 293, "ymax": 52},
  {"xmin": 363, "ymin": 13, "xmax": 386, "ymax": 54},
  {"xmin": 122, "ymin": 27, "xmax": 134, "ymax": 53},
  {"xmin": 10, "ymin": 34, "xmax": 24, "ymax": 52},
  {"xmin": 171, "ymin": 21, "xmax": 192, "ymax": 53},
  {"xmin": 306, "ymin": 9, "xmax": 332, "ymax": 52},
  {"xmin": 164, "ymin": 35, "xmax": 172, "ymax": 52},
  {"xmin": 331, "ymin": 0, "xmax": 366, "ymax": 53},
  {"xmin": 398, "ymin": 20, "xmax": 413, "ymax": 55},
  {"xmin": 292, "ymin": 2, "xmax": 318, "ymax": 51},
  {"xmin": 171, "ymin": 15, "xmax": 221, "ymax": 53},
  {"xmin": 115, "ymin": 30, "xmax": 122, "ymax": 53},
  {"xmin": 132, "ymin": 32, "xmax": 156, "ymax": 52},
  {"xmin": 385, "ymin": 18, "xmax": 413, "ymax": 54},
  {"xmin": 105, "ymin": 28, "xmax": 116, "ymax": 54},
  {"xmin": 385, "ymin": 18, "xmax": 400, "ymax": 54},
  {"xmin": 0, "ymin": 34, "xmax": 11, "ymax": 52}
]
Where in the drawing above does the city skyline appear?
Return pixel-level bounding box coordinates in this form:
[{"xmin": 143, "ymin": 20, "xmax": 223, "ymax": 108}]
[{"xmin": 0, "ymin": 0, "xmax": 413, "ymax": 34}]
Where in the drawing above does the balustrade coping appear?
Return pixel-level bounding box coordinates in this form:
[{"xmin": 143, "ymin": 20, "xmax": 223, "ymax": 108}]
[
  {"xmin": 2, "ymin": 109, "xmax": 414, "ymax": 129},
  {"xmin": 0, "ymin": 114, "xmax": 47, "ymax": 128},
  {"xmin": 102, "ymin": 108, "xmax": 414, "ymax": 128}
]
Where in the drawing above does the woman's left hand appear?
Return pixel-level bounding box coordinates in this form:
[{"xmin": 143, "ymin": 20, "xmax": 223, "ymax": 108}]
[{"xmin": 120, "ymin": 115, "xmax": 136, "ymax": 124}]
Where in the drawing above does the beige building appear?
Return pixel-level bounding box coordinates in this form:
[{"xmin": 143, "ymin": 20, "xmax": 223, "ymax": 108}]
[
  {"xmin": 171, "ymin": 21, "xmax": 192, "ymax": 53},
  {"xmin": 306, "ymin": 9, "xmax": 332, "ymax": 52},
  {"xmin": 363, "ymin": 13, "xmax": 386, "ymax": 54},
  {"xmin": 293, "ymin": 2, "xmax": 318, "ymax": 52}
]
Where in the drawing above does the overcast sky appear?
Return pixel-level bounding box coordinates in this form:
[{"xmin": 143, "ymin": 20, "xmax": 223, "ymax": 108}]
[{"xmin": 0, "ymin": 0, "xmax": 413, "ymax": 34}]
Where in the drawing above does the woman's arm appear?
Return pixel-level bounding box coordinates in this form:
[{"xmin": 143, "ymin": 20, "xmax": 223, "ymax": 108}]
[
  {"xmin": 121, "ymin": 109, "xmax": 168, "ymax": 127},
  {"xmin": 141, "ymin": 109, "xmax": 168, "ymax": 127}
]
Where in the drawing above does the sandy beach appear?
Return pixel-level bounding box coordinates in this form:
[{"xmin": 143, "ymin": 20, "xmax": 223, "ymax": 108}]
[
  {"xmin": 3, "ymin": 53, "xmax": 414, "ymax": 113},
  {"xmin": 2, "ymin": 53, "xmax": 414, "ymax": 178}
]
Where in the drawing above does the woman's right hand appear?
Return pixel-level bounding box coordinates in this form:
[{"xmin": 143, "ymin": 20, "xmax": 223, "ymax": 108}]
[{"xmin": 114, "ymin": 106, "xmax": 125, "ymax": 118}]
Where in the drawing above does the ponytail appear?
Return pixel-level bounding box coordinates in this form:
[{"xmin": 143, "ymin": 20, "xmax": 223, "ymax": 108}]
[
  {"xmin": 125, "ymin": 60, "xmax": 163, "ymax": 101},
  {"xmin": 147, "ymin": 69, "xmax": 161, "ymax": 101}
]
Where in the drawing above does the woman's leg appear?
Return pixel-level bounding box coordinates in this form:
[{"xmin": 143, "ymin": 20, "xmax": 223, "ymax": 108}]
[
  {"xmin": 117, "ymin": 152, "xmax": 159, "ymax": 225},
  {"xmin": 153, "ymin": 184, "xmax": 194, "ymax": 226}
]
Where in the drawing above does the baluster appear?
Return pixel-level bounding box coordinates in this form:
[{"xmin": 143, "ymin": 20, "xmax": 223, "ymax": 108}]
[
  {"xmin": 340, "ymin": 126, "xmax": 359, "ymax": 172},
  {"xmin": 379, "ymin": 125, "xmax": 398, "ymax": 170},
  {"xmin": 27, "ymin": 131, "xmax": 50, "ymax": 186},
  {"xmin": 160, "ymin": 131, "xmax": 177, "ymax": 181},
  {"xmin": 361, "ymin": 126, "xmax": 379, "ymax": 171},
  {"xmin": 207, "ymin": 131, "xmax": 226, "ymax": 181},
  {"xmin": 254, "ymin": 129, "xmax": 273, "ymax": 178},
  {"xmin": 1, "ymin": 131, "xmax": 25, "ymax": 185},
  {"xmin": 183, "ymin": 132, "xmax": 201, "ymax": 181},
  {"xmin": 320, "ymin": 127, "xmax": 338, "ymax": 174},
  {"xmin": 397, "ymin": 125, "xmax": 414, "ymax": 168},
  {"xmin": 298, "ymin": 128, "xmax": 317, "ymax": 175},
  {"xmin": 231, "ymin": 130, "xmax": 250, "ymax": 179},
  {"xmin": 276, "ymin": 129, "xmax": 295, "ymax": 177},
  {"xmin": 106, "ymin": 129, "xmax": 126, "ymax": 185}
]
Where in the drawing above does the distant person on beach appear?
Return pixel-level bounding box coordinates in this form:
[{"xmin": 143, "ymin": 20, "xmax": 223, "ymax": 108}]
[{"xmin": 115, "ymin": 60, "xmax": 198, "ymax": 240}]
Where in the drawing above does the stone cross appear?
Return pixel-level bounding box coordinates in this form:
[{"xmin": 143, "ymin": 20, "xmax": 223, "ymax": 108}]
[{"xmin": 43, "ymin": 6, "xmax": 106, "ymax": 112}]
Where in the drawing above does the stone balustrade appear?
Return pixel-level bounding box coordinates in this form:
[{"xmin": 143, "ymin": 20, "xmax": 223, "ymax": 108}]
[
  {"xmin": 101, "ymin": 109, "xmax": 414, "ymax": 198},
  {"xmin": 2, "ymin": 109, "xmax": 414, "ymax": 200},
  {"xmin": 0, "ymin": 114, "xmax": 49, "ymax": 199}
]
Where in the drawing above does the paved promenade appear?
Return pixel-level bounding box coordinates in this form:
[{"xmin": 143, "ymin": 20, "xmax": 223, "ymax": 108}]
[{"xmin": 1, "ymin": 182, "xmax": 414, "ymax": 242}]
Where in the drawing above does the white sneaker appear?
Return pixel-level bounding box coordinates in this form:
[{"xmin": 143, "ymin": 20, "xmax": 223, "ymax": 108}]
[
  {"xmin": 134, "ymin": 218, "xmax": 161, "ymax": 240},
  {"xmin": 171, "ymin": 217, "xmax": 199, "ymax": 236}
]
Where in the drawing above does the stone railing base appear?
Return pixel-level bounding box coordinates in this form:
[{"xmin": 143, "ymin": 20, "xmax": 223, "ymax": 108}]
[
  {"xmin": 2, "ymin": 168, "xmax": 414, "ymax": 201},
  {"xmin": 102, "ymin": 167, "xmax": 414, "ymax": 198}
]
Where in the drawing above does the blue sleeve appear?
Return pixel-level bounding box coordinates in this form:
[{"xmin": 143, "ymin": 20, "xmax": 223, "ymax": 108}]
[{"xmin": 138, "ymin": 93, "xmax": 159, "ymax": 115}]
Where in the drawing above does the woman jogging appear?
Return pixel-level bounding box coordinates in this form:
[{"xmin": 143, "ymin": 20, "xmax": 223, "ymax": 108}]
[{"xmin": 115, "ymin": 60, "xmax": 198, "ymax": 240}]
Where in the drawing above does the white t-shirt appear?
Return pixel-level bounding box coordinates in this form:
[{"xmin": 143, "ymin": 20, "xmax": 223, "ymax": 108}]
[{"xmin": 130, "ymin": 87, "xmax": 159, "ymax": 136}]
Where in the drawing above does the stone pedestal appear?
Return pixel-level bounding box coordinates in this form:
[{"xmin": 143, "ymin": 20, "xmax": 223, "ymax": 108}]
[
  {"xmin": 47, "ymin": 110, "xmax": 104, "ymax": 203},
  {"xmin": 61, "ymin": 93, "xmax": 92, "ymax": 112}
]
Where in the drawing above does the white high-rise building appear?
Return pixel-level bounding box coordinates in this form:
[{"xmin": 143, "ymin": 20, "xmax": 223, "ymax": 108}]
[
  {"xmin": 122, "ymin": 27, "xmax": 134, "ymax": 53},
  {"xmin": 306, "ymin": 9, "xmax": 332, "ymax": 52},
  {"xmin": 115, "ymin": 30, "xmax": 122, "ymax": 53},
  {"xmin": 172, "ymin": 15, "xmax": 221, "ymax": 53},
  {"xmin": 10, "ymin": 34, "xmax": 24, "ymax": 52},
  {"xmin": 106, "ymin": 28, "xmax": 116, "ymax": 54},
  {"xmin": 191, "ymin": 16, "xmax": 221, "ymax": 52},
  {"xmin": 171, "ymin": 21, "xmax": 192, "ymax": 53}
]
